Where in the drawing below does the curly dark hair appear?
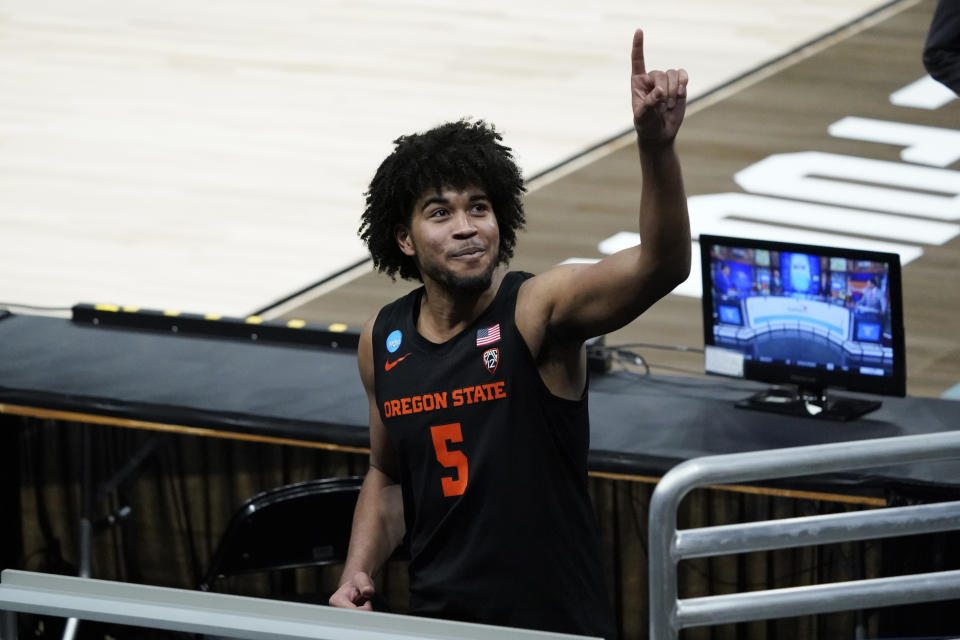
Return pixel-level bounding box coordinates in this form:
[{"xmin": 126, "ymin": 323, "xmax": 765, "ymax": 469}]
[{"xmin": 359, "ymin": 119, "xmax": 526, "ymax": 281}]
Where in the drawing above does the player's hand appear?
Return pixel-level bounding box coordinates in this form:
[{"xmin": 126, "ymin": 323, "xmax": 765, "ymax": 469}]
[
  {"xmin": 631, "ymin": 29, "xmax": 688, "ymax": 148},
  {"xmin": 328, "ymin": 571, "xmax": 376, "ymax": 610}
]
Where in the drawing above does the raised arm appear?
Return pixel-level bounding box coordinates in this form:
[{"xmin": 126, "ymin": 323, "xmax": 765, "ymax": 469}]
[
  {"xmin": 329, "ymin": 318, "xmax": 405, "ymax": 610},
  {"xmin": 518, "ymin": 28, "xmax": 691, "ymax": 349}
]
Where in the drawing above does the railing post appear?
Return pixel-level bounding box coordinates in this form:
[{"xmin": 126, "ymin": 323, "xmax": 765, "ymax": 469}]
[
  {"xmin": 0, "ymin": 610, "xmax": 17, "ymax": 640},
  {"xmin": 647, "ymin": 484, "xmax": 678, "ymax": 640},
  {"xmin": 649, "ymin": 431, "xmax": 960, "ymax": 638},
  {"xmin": 649, "ymin": 459, "xmax": 709, "ymax": 640}
]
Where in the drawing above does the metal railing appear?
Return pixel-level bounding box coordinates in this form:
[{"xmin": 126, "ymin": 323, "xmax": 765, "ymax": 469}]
[
  {"xmin": 0, "ymin": 570, "xmax": 595, "ymax": 640},
  {"xmin": 649, "ymin": 430, "xmax": 960, "ymax": 639}
]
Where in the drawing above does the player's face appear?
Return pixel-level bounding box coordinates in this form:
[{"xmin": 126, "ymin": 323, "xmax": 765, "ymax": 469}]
[{"xmin": 398, "ymin": 185, "xmax": 500, "ymax": 295}]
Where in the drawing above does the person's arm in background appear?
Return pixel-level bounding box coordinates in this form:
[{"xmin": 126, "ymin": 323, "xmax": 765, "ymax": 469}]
[{"xmin": 924, "ymin": 0, "xmax": 960, "ymax": 95}]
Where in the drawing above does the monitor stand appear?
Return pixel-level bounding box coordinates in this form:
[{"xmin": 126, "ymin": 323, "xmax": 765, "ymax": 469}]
[{"xmin": 735, "ymin": 385, "xmax": 881, "ymax": 421}]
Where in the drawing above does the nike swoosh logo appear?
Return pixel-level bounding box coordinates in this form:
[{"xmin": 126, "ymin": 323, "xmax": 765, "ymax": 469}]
[{"xmin": 384, "ymin": 353, "xmax": 411, "ymax": 371}]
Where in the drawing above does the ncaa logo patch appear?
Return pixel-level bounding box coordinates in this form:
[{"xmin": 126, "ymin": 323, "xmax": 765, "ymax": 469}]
[
  {"xmin": 482, "ymin": 348, "xmax": 499, "ymax": 375},
  {"xmin": 386, "ymin": 329, "xmax": 403, "ymax": 353}
]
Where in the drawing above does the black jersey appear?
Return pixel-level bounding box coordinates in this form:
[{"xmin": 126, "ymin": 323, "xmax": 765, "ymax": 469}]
[{"xmin": 371, "ymin": 271, "xmax": 617, "ymax": 639}]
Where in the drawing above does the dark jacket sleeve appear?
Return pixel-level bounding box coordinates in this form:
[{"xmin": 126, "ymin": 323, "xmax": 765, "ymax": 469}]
[{"xmin": 924, "ymin": 0, "xmax": 960, "ymax": 94}]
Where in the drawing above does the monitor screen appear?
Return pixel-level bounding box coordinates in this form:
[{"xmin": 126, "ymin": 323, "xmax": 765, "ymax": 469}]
[{"xmin": 700, "ymin": 234, "xmax": 906, "ymax": 398}]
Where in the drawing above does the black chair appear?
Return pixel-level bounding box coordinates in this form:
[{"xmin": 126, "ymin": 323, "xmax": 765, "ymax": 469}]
[{"xmin": 199, "ymin": 476, "xmax": 364, "ymax": 593}]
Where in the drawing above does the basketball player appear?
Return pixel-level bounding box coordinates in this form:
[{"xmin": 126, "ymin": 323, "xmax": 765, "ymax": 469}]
[{"xmin": 329, "ymin": 29, "xmax": 690, "ymax": 638}]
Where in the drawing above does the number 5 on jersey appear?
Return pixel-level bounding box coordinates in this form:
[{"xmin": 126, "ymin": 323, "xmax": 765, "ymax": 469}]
[{"xmin": 430, "ymin": 423, "xmax": 468, "ymax": 497}]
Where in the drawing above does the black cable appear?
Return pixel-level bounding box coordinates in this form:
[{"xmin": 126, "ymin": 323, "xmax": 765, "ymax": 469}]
[
  {"xmin": 609, "ymin": 348, "xmax": 650, "ymax": 375},
  {"xmin": 608, "ymin": 341, "xmax": 705, "ymax": 354},
  {"xmin": 605, "ymin": 357, "xmax": 765, "ymax": 394},
  {"xmin": 646, "ymin": 362, "xmax": 706, "ymax": 376},
  {"xmin": 640, "ymin": 375, "xmax": 766, "ymax": 394},
  {"xmin": 600, "ymin": 345, "xmax": 714, "ymax": 379},
  {"xmin": 623, "ymin": 376, "xmax": 761, "ymax": 401},
  {"xmin": 604, "ymin": 346, "xmax": 711, "ymax": 380}
]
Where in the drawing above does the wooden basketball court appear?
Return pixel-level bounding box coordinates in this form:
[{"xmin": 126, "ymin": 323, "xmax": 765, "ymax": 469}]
[
  {"xmin": 278, "ymin": 0, "xmax": 960, "ymax": 399},
  {"xmin": 1, "ymin": 0, "xmax": 957, "ymax": 397}
]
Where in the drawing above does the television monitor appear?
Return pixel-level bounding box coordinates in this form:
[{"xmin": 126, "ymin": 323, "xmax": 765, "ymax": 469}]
[{"xmin": 700, "ymin": 234, "xmax": 906, "ymax": 421}]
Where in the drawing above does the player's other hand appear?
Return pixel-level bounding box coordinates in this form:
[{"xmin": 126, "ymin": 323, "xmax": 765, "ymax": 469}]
[
  {"xmin": 329, "ymin": 571, "xmax": 376, "ymax": 610},
  {"xmin": 631, "ymin": 29, "xmax": 688, "ymax": 147}
]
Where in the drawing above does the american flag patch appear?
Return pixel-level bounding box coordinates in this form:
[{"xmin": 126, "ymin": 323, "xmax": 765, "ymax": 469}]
[{"xmin": 476, "ymin": 323, "xmax": 501, "ymax": 347}]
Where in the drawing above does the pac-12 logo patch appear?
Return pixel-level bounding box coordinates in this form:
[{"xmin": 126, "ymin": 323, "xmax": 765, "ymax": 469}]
[
  {"xmin": 386, "ymin": 329, "xmax": 403, "ymax": 353},
  {"xmin": 482, "ymin": 348, "xmax": 499, "ymax": 375}
]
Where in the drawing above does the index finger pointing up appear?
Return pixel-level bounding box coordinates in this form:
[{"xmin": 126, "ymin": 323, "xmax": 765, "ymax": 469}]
[{"xmin": 631, "ymin": 29, "xmax": 646, "ymax": 76}]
